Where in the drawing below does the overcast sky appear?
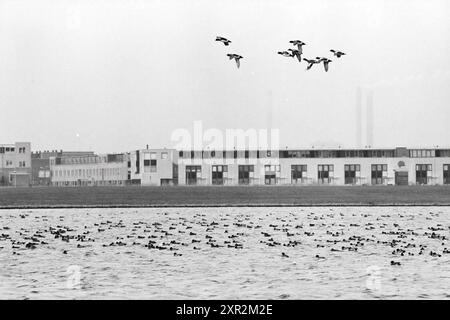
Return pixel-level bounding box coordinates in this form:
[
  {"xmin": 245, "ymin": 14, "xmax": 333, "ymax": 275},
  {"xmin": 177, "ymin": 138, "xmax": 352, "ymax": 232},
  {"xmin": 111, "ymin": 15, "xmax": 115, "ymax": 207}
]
[{"xmin": 1, "ymin": 0, "xmax": 449, "ymax": 153}]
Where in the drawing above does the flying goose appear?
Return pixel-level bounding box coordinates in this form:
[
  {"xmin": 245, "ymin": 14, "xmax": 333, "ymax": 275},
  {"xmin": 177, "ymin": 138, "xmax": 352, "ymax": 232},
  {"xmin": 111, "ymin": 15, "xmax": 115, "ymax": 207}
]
[
  {"xmin": 289, "ymin": 40, "xmax": 306, "ymax": 54},
  {"xmin": 288, "ymin": 49, "xmax": 302, "ymax": 62},
  {"xmin": 303, "ymin": 58, "xmax": 319, "ymax": 70},
  {"xmin": 227, "ymin": 54, "xmax": 243, "ymax": 68},
  {"xmin": 278, "ymin": 51, "xmax": 293, "ymax": 57},
  {"xmin": 322, "ymin": 58, "xmax": 332, "ymax": 72},
  {"xmin": 216, "ymin": 36, "xmax": 232, "ymax": 46},
  {"xmin": 330, "ymin": 49, "xmax": 346, "ymax": 58}
]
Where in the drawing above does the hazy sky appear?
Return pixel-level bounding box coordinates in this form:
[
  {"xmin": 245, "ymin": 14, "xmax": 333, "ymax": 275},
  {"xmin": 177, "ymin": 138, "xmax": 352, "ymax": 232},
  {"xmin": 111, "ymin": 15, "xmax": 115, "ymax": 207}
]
[{"xmin": 1, "ymin": 0, "xmax": 449, "ymax": 153}]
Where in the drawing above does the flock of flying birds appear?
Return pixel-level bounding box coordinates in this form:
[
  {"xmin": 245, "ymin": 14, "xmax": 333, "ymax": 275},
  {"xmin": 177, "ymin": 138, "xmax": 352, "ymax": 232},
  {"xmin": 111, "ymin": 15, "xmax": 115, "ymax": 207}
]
[{"xmin": 215, "ymin": 36, "xmax": 346, "ymax": 71}]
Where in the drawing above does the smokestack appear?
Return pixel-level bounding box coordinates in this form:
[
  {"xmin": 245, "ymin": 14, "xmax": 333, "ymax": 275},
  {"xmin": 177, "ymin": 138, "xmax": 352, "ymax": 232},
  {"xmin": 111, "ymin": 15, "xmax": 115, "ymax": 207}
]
[
  {"xmin": 366, "ymin": 90, "xmax": 374, "ymax": 147},
  {"xmin": 356, "ymin": 87, "xmax": 362, "ymax": 148}
]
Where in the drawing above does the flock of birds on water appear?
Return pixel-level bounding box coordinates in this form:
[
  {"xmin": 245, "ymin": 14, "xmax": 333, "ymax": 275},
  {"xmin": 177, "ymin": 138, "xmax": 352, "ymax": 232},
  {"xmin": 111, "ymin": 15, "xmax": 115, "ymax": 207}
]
[
  {"xmin": 216, "ymin": 36, "xmax": 346, "ymax": 71},
  {"xmin": 1, "ymin": 208, "xmax": 449, "ymax": 270}
]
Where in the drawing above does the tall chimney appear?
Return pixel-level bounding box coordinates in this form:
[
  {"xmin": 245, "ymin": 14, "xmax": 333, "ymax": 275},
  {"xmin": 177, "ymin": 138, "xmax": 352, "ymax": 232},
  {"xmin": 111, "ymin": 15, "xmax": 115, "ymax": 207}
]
[
  {"xmin": 366, "ymin": 90, "xmax": 374, "ymax": 147},
  {"xmin": 356, "ymin": 87, "xmax": 362, "ymax": 148}
]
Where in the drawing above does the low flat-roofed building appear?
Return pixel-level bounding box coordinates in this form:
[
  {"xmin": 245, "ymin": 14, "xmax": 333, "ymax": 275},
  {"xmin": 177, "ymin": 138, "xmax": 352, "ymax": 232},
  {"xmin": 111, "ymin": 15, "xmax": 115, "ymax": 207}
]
[
  {"xmin": 128, "ymin": 148, "xmax": 178, "ymax": 186},
  {"xmin": 31, "ymin": 150, "xmax": 96, "ymax": 186},
  {"xmin": 0, "ymin": 142, "xmax": 31, "ymax": 187},
  {"xmin": 176, "ymin": 147, "xmax": 450, "ymax": 186},
  {"xmin": 50, "ymin": 153, "xmax": 128, "ymax": 187}
]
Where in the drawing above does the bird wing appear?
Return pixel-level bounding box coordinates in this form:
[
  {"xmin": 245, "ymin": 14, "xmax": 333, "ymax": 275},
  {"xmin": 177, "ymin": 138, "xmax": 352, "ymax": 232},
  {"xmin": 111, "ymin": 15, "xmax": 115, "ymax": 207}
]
[
  {"xmin": 324, "ymin": 61, "xmax": 329, "ymax": 72},
  {"xmin": 227, "ymin": 54, "xmax": 234, "ymax": 59},
  {"xmin": 236, "ymin": 59, "xmax": 240, "ymax": 68}
]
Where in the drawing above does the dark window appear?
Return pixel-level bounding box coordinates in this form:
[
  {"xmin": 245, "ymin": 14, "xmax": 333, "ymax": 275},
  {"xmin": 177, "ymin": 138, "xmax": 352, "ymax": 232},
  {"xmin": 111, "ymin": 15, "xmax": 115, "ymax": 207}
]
[
  {"xmin": 179, "ymin": 151, "xmax": 183, "ymax": 157},
  {"xmin": 264, "ymin": 165, "xmax": 280, "ymax": 185},
  {"xmin": 291, "ymin": 165, "xmax": 307, "ymax": 184},
  {"xmin": 234, "ymin": 150, "xmax": 237, "ymax": 159},
  {"xmin": 345, "ymin": 164, "xmax": 361, "ymax": 185},
  {"xmin": 135, "ymin": 150, "xmax": 140, "ymax": 174},
  {"xmin": 212, "ymin": 165, "xmax": 227, "ymax": 185},
  {"xmin": 127, "ymin": 161, "xmax": 131, "ymax": 168},
  {"xmin": 186, "ymin": 166, "xmax": 201, "ymax": 185},
  {"xmin": 416, "ymin": 164, "xmax": 431, "ymax": 185},
  {"xmin": 245, "ymin": 150, "xmax": 249, "ymax": 159},
  {"xmin": 371, "ymin": 164, "xmax": 387, "ymax": 185},
  {"xmin": 191, "ymin": 151, "xmax": 194, "ymax": 159},
  {"xmin": 0, "ymin": 147, "xmax": 4, "ymax": 153},
  {"xmin": 144, "ymin": 159, "xmax": 151, "ymax": 166},
  {"xmin": 318, "ymin": 165, "xmax": 334, "ymax": 184},
  {"xmin": 238, "ymin": 165, "xmax": 254, "ymax": 185},
  {"xmin": 211, "ymin": 151, "xmax": 215, "ymax": 158},
  {"xmin": 223, "ymin": 151, "xmax": 227, "ymax": 159},
  {"xmin": 257, "ymin": 150, "xmax": 260, "ymax": 158},
  {"xmin": 444, "ymin": 165, "xmax": 450, "ymax": 184}
]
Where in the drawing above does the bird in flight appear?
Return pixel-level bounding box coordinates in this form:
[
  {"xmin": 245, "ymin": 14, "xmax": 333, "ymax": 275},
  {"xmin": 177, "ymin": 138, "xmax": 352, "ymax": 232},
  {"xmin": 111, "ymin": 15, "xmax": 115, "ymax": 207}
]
[
  {"xmin": 289, "ymin": 40, "xmax": 306, "ymax": 54},
  {"xmin": 303, "ymin": 58, "xmax": 319, "ymax": 70},
  {"xmin": 216, "ymin": 36, "xmax": 232, "ymax": 46},
  {"xmin": 330, "ymin": 49, "xmax": 346, "ymax": 58},
  {"xmin": 278, "ymin": 51, "xmax": 293, "ymax": 58},
  {"xmin": 322, "ymin": 58, "xmax": 332, "ymax": 72},
  {"xmin": 227, "ymin": 54, "xmax": 243, "ymax": 68},
  {"xmin": 288, "ymin": 49, "xmax": 302, "ymax": 62}
]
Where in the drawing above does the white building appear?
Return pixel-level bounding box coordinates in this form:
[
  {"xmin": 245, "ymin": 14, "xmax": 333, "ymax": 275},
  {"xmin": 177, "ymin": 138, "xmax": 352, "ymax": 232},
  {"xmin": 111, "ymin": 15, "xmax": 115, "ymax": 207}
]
[{"xmin": 0, "ymin": 142, "xmax": 31, "ymax": 186}]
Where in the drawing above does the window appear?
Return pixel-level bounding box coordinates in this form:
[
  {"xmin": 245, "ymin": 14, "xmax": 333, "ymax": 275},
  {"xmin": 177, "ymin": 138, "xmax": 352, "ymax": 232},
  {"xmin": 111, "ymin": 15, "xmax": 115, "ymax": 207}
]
[
  {"xmin": 186, "ymin": 166, "xmax": 201, "ymax": 185},
  {"xmin": 291, "ymin": 165, "xmax": 307, "ymax": 184},
  {"xmin": 223, "ymin": 151, "xmax": 227, "ymax": 159},
  {"xmin": 150, "ymin": 152, "xmax": 157, "ymax": 160},
  {"xmin": 150, "ymin": 159, "xmax": 157, "ymax": 172},
  {"xmin": 179, "ymin": 151, "xmax": 183, "ymax": 157},
  {"xmin": 371, "ymin": 164, "xmax": 387, "ymax": 185},
  {"xmin": 318, "ymin": 165, "xmax": 334, "ymax": 184},
  {"xmin": 245, "ymin": 150, "xmax": 249, "ymax": 159},
  {"xmin": 238, "ymin": 165, "xmax": 254, "ymax": 185},
  {"xmin": 444, "ymin": 165, "xmax": 450, "ymax": 185},
  {"xmin": 212, "ymin": 165, "xmax": 228, "ymax": 185},
  {"xmin": 234, "ymin": 150, "xmax": 237, "ymax": 159},
  {"xmin": 0, "ymin": 147, "xmax": 4, "ymax": 153},
  {"xmin": 345, "ymin": 164, "xmax": 361, "ymax": 185},
  {"xmin": 416, "ymin": 164, "xmax": 432, "ymax": 185},
  {"xmin": 264, "ymin": 165, "xmax": 280, "ymax": 185},
  {"xmin": 210, "ymin": 151, "xmax": 215, "ymax": 158}
]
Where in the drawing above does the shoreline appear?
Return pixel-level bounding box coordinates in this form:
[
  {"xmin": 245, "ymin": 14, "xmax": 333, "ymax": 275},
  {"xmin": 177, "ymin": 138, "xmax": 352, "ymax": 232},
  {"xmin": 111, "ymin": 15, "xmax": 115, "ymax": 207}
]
[
  {"xmin": 1, "ymin": 203, "xmax": 450, "ymax": 210},
  {"xmin": 1, "ymin": 185, "xmax": 450, "ymax": 209}
]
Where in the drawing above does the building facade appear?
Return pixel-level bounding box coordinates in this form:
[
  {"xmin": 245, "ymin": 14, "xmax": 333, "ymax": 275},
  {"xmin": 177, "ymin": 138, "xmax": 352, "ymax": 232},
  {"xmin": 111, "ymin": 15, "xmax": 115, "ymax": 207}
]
[
  {"xmin": 0, "ymin": 142, "xmax": 31, "ymax": 187},
  {"xmin": 128, "ymin": 148, "xmax": 178, "ymax": 186},
  {"xmin": 50, "ymin": 153, "xmax": 128, "ymax": 186},
  {"xmin": 13, "ymin": 145, "xmax": 450, "ymax": 187},
  {"xmin": 32, "ymin": 150, "xmax": 95, "ymax": 186},
  {"xmin": 176, "ymin": 147, "xmax": 450, "ymax": 186}
]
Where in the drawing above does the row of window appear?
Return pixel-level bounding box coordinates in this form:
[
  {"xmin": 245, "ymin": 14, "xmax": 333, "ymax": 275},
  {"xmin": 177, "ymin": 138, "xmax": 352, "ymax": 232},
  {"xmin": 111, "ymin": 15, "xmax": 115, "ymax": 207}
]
[
  {"xmin": 53, "ymin": 167, "xmax": 124, "ymax": 179},
  {"xmin": 143, "ymin": 152, "xmax": 168, "ymax": 160},
  {"xmin": 183, "ymin": 164, "xmax": 450, "ymax": 185},
  {"xmin": 178, "ymin": 149, "xmax": 450, "ymax": 159},
  {"xmin": 2, "ymin": 160, "xmax": 26, "ymax": 167},
  {"xmin": 180, "ymin": 150, "xmax": 274, "ymax": 159},
  {"xmin": 0, "ymin": 147, "xmax": 15, "ymax": 153}
]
